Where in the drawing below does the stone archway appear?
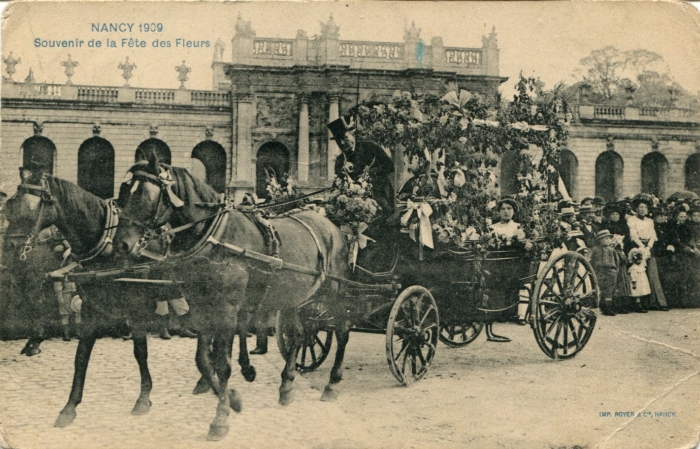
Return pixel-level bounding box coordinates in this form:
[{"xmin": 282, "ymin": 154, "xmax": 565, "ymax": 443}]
[
  {"xmin": 191, "ymin": 141, "xmax": 226, "ymax": 193},
  {"xmin": 78, "ymin": 137, "xmax": 115, "ymax": 199},
  {"xmin": 255, "ymin": 142, "xmax": 290, "ymax": 199},
  {"xmin": 595, "ymin": 151, "xmax": 624, "ymax": 201},
  {"xmin": 641, "ymin": 152, "xmax": 669, "ymax": 199},
  {"xmin": 21, "ymin": 136, "xmax": 56, "ymax": 173},
  {"xmin": 685, "ymin": 153, "xmax": 700, "ymax": 196},
  {"xmin": 135, "ymin": 138, "xmax": 171, "ymax": 165}
]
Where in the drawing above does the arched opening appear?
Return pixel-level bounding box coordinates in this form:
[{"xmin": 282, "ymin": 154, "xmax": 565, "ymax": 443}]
[
  {"xmin": 255, "ymin": 142, "xmax": 290, "ymax": 199},
  {"xmin": 558, "ymin": 149, "xmax": 579, "ymax": 200},
  {"xmin": 685, "ymin": 153, "xmax": 700, "ymax": 196},
  {"xmin": 78, "ymin": 137, "xmax": 115, "ymax": 199},
  {"xmin": 641, "ymin": 152, "xmax": 670, "ymax": 199},
  {"xmin": 21, "ymin": 136, "xmax": 56, "ymax": 174},
  {"xmin": 499, "ymin": 150, "xmax": 521, "ymax": 195},
  {"xmin": 191, "ymin": 141, "xmax": 226, "ymax": 193},
  {"xmin": 135, "ymin": 138, "xmax": 171, "ymax": 165},
  {"xmin": 595, "ymin": 151, "xmax": 624, "ymax": 201}
]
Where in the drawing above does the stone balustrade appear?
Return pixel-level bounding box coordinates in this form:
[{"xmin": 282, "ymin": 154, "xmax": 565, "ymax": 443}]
[
  {"xmin": 576, "ymin": 104, "xmax": 699, "ymax": 123},
  {"xmin": 2, "ymin": 80, "xmax": 230, "ymax": 107}
]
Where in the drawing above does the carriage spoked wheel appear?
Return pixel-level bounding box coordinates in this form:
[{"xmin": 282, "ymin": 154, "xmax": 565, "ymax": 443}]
[
  {"xmin": 438, "ymin": 321, "xmax": 484, "ymax": 347},
  {"xmin": 531, "ymin": 251, "xmax": 599, "ymax": 360},
  {"xmin": 386, "ymin": 286, "xmax": 439, "ymax": 385},
  {"xmin": 276, "ymin": 305, "xmax": 334, "ymax": 374}
]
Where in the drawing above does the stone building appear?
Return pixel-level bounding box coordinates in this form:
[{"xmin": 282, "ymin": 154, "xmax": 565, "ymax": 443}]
[
  {"xmin": 1, "ymin": 15, "xmax": 504, "ymax": 202},
  {"xmin": 2, "ymin": 14, "xmax": 700, "ymax": 203}
]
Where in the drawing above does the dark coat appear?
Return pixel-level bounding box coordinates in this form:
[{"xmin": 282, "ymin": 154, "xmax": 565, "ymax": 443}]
[
  {"xmin": 334, "ymin": 140, "xmax": 395, "ymax": 218},
  {"xmin": 580, "ymin": 220, "xmax": 600, "ymax": 249}
]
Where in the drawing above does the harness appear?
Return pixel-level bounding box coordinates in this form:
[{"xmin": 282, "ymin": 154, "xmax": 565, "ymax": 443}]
[{"xmin": 12, "ymin": 174, "xmax": 119, "ymax": 263}]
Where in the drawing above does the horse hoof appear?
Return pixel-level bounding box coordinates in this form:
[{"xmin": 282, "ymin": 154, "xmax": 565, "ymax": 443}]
[
  {"xmin": 206, "ymin": 424, "xmax": 229, "ymax": 441},
  {"xmin": 320, "ymin": 385, "xmax": 339, "ymax": 402},
  {"xmin": 279, "ymin": 389, "xmax": 295, "ymax": 406},
  {"xmin": 131, "ymin": 398, "xmax": 152, "ymax": 415},
  {"xmin": 242, "ymin": 365, "xmax": 256, "ymax": 382},
  {"xmin": 26, "ymin": 347, "xmax": 41, "ymax": 357},
  {"xmin": 228, "ymin": 389, "xmax": 243, "ymax": 413},
  {"xmin": 192, "ymin": 378, "xmax": 212, "ymax": 395},
  {"xmin": 54, "ymin": 409, "xmax": 76, "ymax": 427}
]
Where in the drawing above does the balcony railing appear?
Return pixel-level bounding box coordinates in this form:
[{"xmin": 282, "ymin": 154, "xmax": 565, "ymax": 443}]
[
  {"xmin": 574, "ymin": 104, "xmax": 698, "ymax": 123},
  {"xmin": 594, "ymin": 106, "xmax": 625, "ymax": 120},
  {"xmin": 2, "ymin": 80, "xmax": 230, "ymax": 108}
]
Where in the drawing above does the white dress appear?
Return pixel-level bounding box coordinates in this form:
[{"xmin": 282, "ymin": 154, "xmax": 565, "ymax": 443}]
[
  {"xmin": 490, "ymin": 220, "xmax": 525, "ymax": 240},
  {"xmin": 628, "ymin": 263, "xmax": 651, "ymax": 297},
  {"xmin": 627, "ymin": 215, "xmax": 657, "ymax": 254}
]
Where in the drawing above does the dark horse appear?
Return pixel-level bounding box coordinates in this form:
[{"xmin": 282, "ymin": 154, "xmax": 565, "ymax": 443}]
[
  {"xmin": 113, "ymin": 155, "xmax": 352, "ymax": 440},
  {"xmin": 1, "ymin": 172, "xmax": 256, "ymax": 433},
  {"xmin": 1, "ymin": 223, "xmax": 64, "ymax": 355}
]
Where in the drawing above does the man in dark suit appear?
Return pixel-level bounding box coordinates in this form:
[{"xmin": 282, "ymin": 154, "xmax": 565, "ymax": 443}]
[
  {"xmin": 328, "ymin": 117, "xmax": 395, "ymax": 220},
  {"xmin": 579, "ymin": 205, "xmax": 600, "ymax": 250}
]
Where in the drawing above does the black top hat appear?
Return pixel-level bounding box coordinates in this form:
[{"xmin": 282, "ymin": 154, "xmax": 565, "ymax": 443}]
[
  {"xmin": 592, "ymin": 197, "xmax": 605, "ymax": 207},
  {"xmin": 327, "ymin": 117, "xmax": 354, "ymax": 142}
]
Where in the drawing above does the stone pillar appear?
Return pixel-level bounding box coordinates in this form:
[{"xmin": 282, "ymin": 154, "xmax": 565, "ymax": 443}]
[
  {"xmin": 481, "ymin": 26, "xmax": 499, "ymax": 76},
  {"xmin": 327, "ymin": 92, "xmax": 340, "ymax": 181},
  {"xmin": 430, "ymin": 37, "xmax": 445, "ymax": 72},
  {"xmin": 297, "ymin": 94, "xmax": 310, "ymax": 183},
  {"xmin": 231, "ymin": 90, "xmax": 255, "ymax": 201}
]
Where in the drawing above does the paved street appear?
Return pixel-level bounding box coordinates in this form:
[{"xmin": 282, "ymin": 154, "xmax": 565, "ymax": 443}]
[{"xmin": 1, "ymin": 309, "xmax": 699, "ymax": 449}]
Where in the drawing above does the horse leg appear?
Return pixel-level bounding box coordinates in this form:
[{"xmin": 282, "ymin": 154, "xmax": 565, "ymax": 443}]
[
  {"xmin": 55, "ymin": 326, "xmax": 97, "ymax": 427},
  {"xmin": 321, "ymin": 307, "xmax": 350, "ymax": 402},
  {"xmin": 130, "ymin": 326, "xmax": 152, "ymax": 415},
  {"xmin": 236, "ymin": 307, "xmax": 256, "ymax": 382},
  {"xmin": 195, "ymin": 333, "xmax": 222, "ymax": 397},
  {"xmin": 279, "ymin": 307, "xmax": 302, "ymax": 406},
  {"xmin": 207, "ymin": 330, "xmax": 237, "ymax": 441}
]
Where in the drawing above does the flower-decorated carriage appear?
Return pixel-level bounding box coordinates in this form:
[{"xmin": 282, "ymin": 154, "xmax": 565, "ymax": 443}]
[{"xmin": 280, "ymin": 76, "xmax": 600, "ymax": 381}]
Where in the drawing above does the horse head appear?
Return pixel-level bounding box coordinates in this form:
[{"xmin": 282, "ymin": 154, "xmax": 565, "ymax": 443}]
[
  {"xmin": 3, "ymin": 172, "xmax": 61, "ymax": 256},
  {"xmin": 114, "ymin": 151, "xmax": 219, "ymax": 259}
]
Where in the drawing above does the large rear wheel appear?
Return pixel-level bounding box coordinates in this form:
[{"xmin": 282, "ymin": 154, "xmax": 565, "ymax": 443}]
[
  {"xmin": 386, "ymin": 286, "xmax": 439, "ymax": 385},
  {"xmin": 531, "ymin": 251, "xmax": 598, "ymax": 359}
]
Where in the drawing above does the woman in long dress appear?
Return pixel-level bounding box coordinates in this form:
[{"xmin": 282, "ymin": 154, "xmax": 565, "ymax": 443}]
[
  {"xmin": 601, "ymin": 202, "xmax": 633, "ymax": 313},
  {"xmin": 627, "ymin": 196, "xmax": 669, "ymax": 311}
]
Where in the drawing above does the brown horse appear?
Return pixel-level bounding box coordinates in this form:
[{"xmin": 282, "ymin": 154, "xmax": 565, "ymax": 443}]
[
  {"xmin": 114, "ymin": 154, "xmax": 352, "ymax": 441},
  {"xmin": 1, "ymin": 172, "xmax": 257, "ymax": 434}
]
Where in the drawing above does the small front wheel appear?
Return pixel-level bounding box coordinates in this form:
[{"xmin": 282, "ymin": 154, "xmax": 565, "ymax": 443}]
[
  {"xmin": 439, "ymin": 321, "xmax": 484, "ymax": 347},
  {"xmin": 386, "ymin": 286, "xmax": 439, "ymax": 385}
]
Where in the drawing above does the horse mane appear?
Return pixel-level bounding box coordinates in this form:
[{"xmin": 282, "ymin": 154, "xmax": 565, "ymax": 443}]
[
  {"xmin": 40, "ymin": 175, "xmax": 106, "ymax": 218},
  {"xmin": 168, "ymin": 165, "xmax": 220, "ymax": 206}
]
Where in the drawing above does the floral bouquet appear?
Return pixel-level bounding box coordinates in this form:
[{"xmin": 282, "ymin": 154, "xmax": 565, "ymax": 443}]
[
  {"xmin": 324, "ymin": 168, "xmax": 379, "ymax": 267},
  {"xmin": 264, "ymin": 170, "xmax": 305, "ymax": 215}
]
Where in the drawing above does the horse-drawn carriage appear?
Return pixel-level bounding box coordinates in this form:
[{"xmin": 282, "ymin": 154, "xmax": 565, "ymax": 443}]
[
  {"xmin": 280, "ymin": 215, "xmax": 600, "ymax": 385},
  {"xmin": 3, "ymin": 158, "xmax": 598, "ymax": 441}
]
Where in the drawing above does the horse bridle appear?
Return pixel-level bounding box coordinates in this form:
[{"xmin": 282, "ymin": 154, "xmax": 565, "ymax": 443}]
[
  {"xmin": 120, "ymin": 169, "xmax": 232, "ymax": 258},
  {"xmin": 9, "ymin": 176, "xmax": 54, "ymax": 261}
]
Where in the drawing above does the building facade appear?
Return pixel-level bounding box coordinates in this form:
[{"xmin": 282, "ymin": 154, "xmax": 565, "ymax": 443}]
[{"xmin": 2, "ymin": 14, "xmax": 700, "ymax": 203}]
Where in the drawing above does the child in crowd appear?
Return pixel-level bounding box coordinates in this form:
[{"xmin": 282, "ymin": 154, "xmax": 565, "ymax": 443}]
[
  {"xmin": 589, "ymin": 230, "xmax": 620, "ymax": 316},
  {"xmin": 628, "ymin": 248, "xmax": 651, "ymax": 313}
]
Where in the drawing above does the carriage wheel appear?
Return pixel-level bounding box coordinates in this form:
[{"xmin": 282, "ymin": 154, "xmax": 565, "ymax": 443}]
[
  {"xmin": 438, "ymin": 321, "xmax": 484, "ymax": 347},
  {"xmin": 275, "ymin": 309, "xmax": 334, "ymax": 374},
  {"xmin": 386, "ymin": 286, "xmax": 439, "ymax": 385},
  {"xmin": 531, "ymin": 251, "xmax": 598, "ymax": 360}
]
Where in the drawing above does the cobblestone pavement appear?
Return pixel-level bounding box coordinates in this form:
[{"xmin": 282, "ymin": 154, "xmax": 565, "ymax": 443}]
[{"xmin": 1, "ymin": 310, "xmax": 699, "ymax": 449}]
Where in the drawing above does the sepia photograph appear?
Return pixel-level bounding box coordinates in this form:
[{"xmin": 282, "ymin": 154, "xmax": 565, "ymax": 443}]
[{"xmin": 1, "ymin": 1, "xmax": 699, "ymax": 448}]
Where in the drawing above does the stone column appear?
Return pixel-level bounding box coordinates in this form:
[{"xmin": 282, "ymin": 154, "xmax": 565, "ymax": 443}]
[
  {"xmin": 297, "ymin": 94, "xmax": 310, "ymax": 183},
  {"xmin": 327, "ymin": 92, "xmax": 340, "ymax": 181},
  {"xmin": 231, "ymin": 90, "xmax": 255, "ymax": 201}
]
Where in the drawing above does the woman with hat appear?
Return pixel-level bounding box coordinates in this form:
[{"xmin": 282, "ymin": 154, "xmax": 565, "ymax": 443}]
[
  {"xmin": 627, "ymin": 195, "xmax": 669, "ymax": 311},
  {"xmin": 559, "ymin": 205, "xmax": 585, "ymax": 252},
  {"xmin": 601, "ymin": 202, "xmax": 633, "ymax": 313}
]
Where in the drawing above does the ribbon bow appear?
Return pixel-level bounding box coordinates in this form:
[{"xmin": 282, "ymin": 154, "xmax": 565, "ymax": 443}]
[
  {"xmin": 158, "ymin": 170, "xmax": 185, "ymax": 208},
  {"xmin": 401, "ymin": 200, "xmax": 434, "ymax": 250},
  {"xmin": 341, "ymin": 223, "xmax": 375, "ymax": 269}
]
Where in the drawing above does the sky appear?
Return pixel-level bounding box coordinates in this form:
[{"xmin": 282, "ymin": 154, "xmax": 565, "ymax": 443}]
[{"xmin": 1, "ymin": 1, "xmax": 700, "ymax": 98}]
